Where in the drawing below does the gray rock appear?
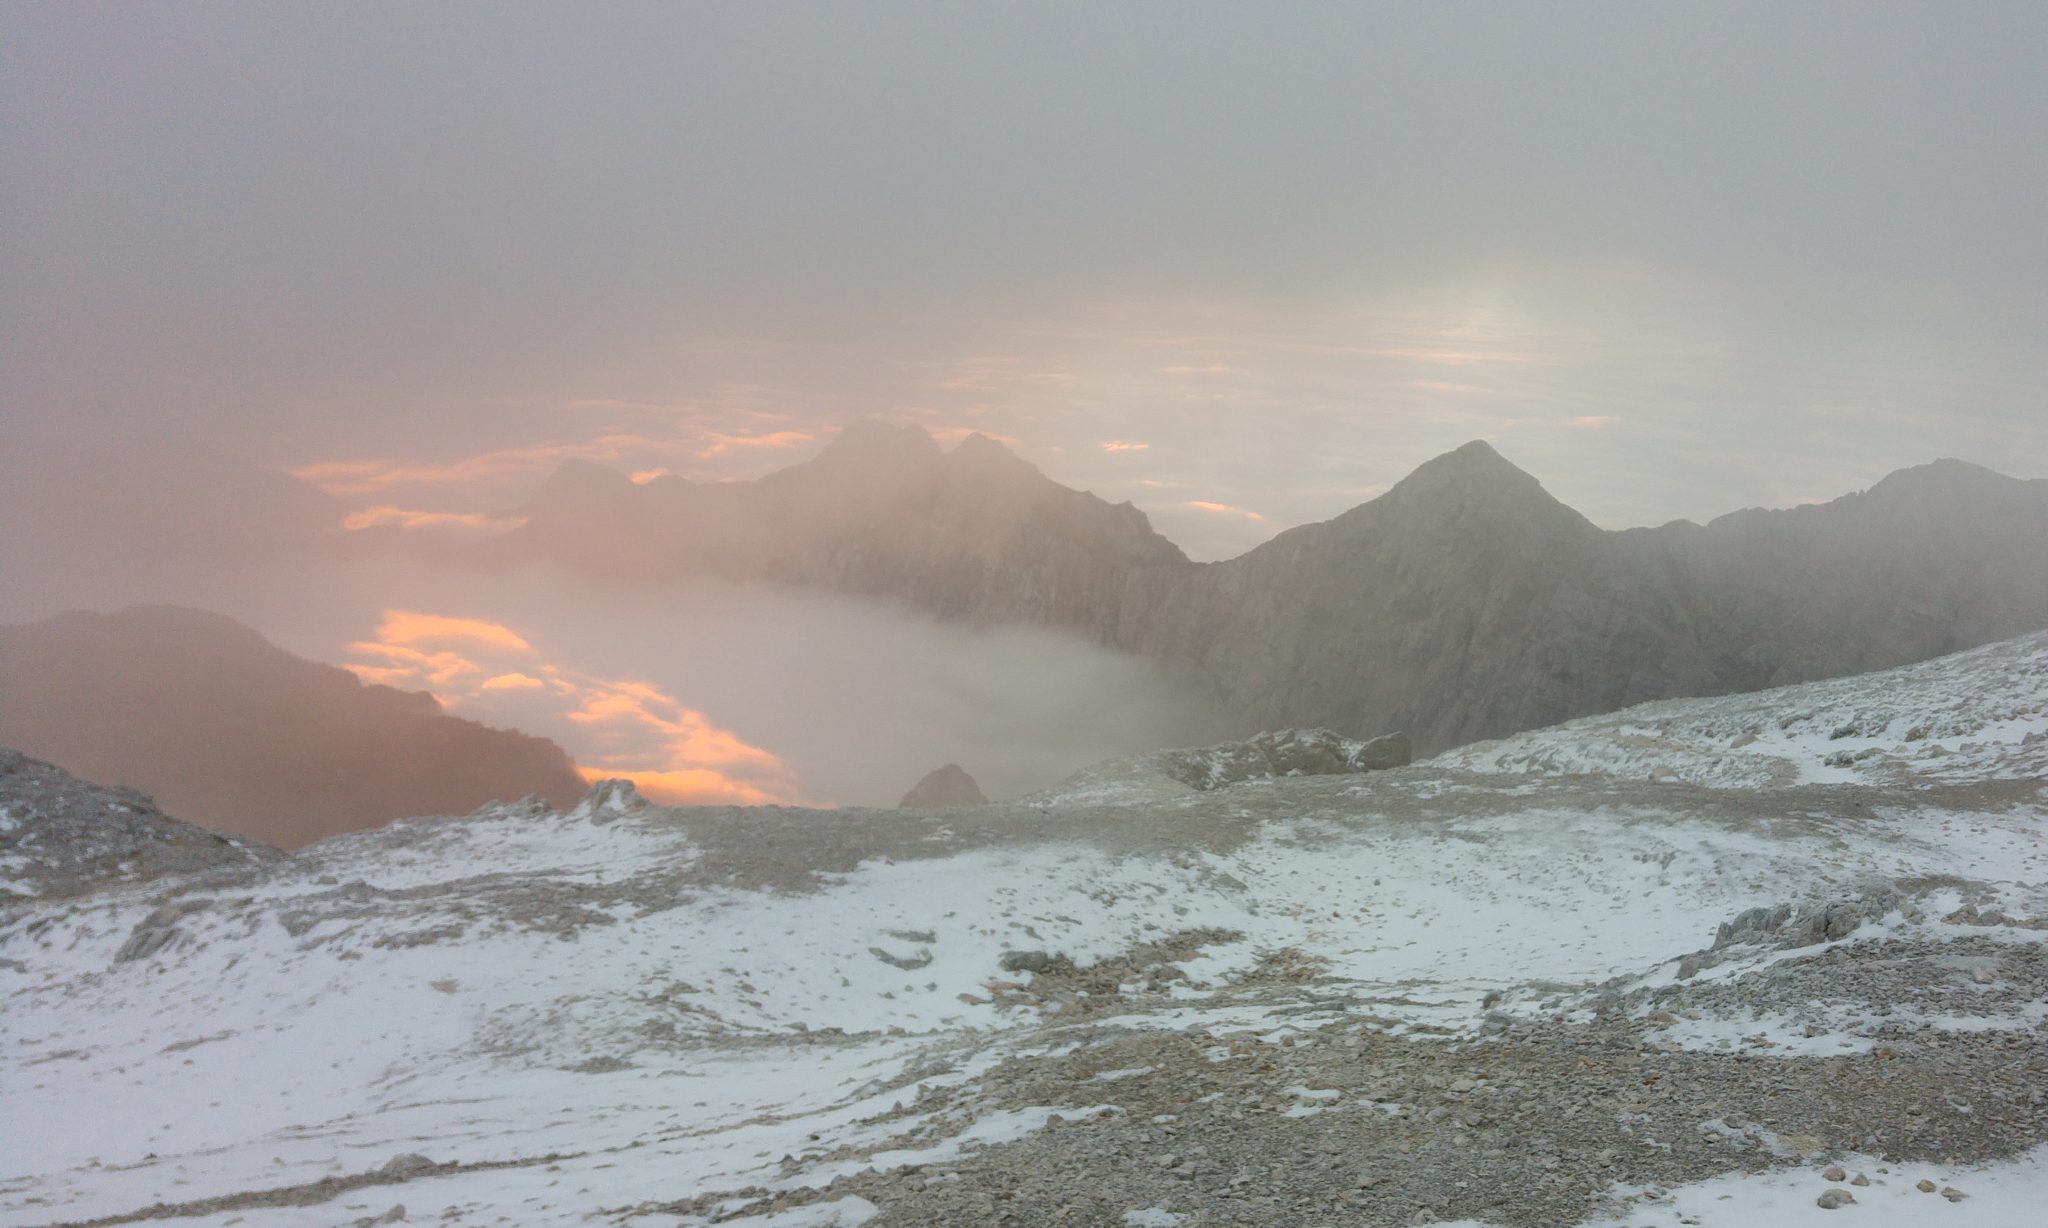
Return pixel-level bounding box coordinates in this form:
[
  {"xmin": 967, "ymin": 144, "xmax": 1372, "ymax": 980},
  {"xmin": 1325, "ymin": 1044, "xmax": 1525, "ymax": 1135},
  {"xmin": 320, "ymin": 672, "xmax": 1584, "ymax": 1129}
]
[
  {"xmin": 999, "ymin": 950, "xmax": 1055, "ymax": 974},
  {"xmin": 1160, "ymin": 728, "xmax": 1411, "ymax": 792},
  {"xmin": 378, "ymin": 1154, "xmax": 436, "ymax": 1179},
  {"xmin": 0, "ymin": 750, "xmax": 280, "ymax": 901},
  {"xmin": 1817, "ymin": 1188, "xmax": 1857, "ymax": 1209}
]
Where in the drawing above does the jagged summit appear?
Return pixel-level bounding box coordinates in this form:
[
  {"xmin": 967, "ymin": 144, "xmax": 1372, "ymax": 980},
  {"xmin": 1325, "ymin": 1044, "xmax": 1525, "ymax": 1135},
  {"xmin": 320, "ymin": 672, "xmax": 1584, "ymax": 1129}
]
[{"xmin": 809, "ymin": 419, "xmax": 945, "ymax": 470}]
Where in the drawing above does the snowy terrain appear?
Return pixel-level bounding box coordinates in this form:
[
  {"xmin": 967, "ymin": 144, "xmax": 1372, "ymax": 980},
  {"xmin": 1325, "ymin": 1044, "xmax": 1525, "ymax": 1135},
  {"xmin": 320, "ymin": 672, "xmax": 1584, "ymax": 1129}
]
[{"xmin": 4, "ymin": 635, "xmax": 2047, "ymax": 1226}]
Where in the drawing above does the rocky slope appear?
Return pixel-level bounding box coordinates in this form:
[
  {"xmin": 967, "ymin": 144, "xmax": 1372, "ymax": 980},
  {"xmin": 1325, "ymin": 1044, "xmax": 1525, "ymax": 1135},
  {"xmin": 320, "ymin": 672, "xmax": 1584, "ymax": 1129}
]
[
  {"xmin": 478, "ymin": 426, "xmax": 2048, "ymax": 756},
  {"xmin": 3, "ymin": 634, "xmax": 2045, "ymax": 1226},
  {"xmin": 0, "ymin": 750, "xmax": 277, "ymax": 902},
  {"xmin": 0, "ymin": 607, "xmax": 588, "ymax": 847}
]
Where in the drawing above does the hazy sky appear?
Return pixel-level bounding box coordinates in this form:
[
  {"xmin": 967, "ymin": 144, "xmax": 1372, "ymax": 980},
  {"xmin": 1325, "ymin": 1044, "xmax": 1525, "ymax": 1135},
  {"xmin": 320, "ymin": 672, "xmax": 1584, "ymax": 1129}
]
[{"xmin": 6, "ymin": 1, "xmax": 2047, "ymax": 560}]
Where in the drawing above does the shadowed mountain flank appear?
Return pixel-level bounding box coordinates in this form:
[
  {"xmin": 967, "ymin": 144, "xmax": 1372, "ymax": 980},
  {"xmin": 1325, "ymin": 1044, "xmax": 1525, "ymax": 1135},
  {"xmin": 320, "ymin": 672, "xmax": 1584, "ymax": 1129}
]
[
  {"xmin": 1124, "ymin": 446, "xmax": 2048, "ymax": 751},
  {"xmin": 475, "ymin": 427, "xmax": 2048, "ymax": 755},
  {"xmin": 0, "ymin": 607, "xmax": 588, "ymax": 848}
]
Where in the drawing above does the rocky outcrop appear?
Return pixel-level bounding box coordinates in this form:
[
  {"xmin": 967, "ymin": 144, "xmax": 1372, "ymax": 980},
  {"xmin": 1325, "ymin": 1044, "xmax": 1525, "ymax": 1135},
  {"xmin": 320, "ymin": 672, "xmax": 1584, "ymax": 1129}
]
[
  {"xmin": 0, "ymin": 749, "xmax": 279, "ymax": 900},
  {"xmin": 0, "ymin": 607, "xmax": 589, "ymax": 849},
  {"xmin": 1160, "ymin": 729, "xmax": 1411, "ymax": 791},
  {"xmin": 898, "ymin": 764, "xmax": 989, "ymax": 808}
]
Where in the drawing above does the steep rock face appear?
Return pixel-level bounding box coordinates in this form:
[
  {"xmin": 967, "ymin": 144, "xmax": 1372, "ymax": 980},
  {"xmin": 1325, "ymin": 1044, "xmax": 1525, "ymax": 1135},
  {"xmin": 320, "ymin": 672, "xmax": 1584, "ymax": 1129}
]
[
  {"xmin": 0, "ymin": 607, "xmax": 589, "ymax": 848},
  {"xmin": 898, "ymin": 764, "xmax": 989, "ymax": 809},
  {"xmin": 498, "ymin": 422, "xmax": 1187, "ymax": 633}
]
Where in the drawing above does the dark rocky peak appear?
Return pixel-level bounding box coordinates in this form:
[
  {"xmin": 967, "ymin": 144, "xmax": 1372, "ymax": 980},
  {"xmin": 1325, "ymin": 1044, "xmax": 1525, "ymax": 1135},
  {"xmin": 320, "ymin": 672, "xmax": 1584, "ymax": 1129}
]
[
  {"xmin": 898, "ymin": 763, "xmax": 988, "ymax": 809},
  {"xmin": 1384, "ymin": 439, "xmax": 1552, "ymax": 503},
  {"xmin": 1280, "ymin": 440, "xmax": 1591, "ymax": 553}
]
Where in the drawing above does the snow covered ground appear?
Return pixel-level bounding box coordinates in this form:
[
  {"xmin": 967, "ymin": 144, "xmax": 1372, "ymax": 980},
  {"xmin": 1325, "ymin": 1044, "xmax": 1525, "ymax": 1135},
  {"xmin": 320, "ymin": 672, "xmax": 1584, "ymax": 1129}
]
[
  {"xmin": 4, "ymin": 635, "xmax": 2047, "ymax": 1226},
  {"xmin": 1434, "ymin": 630, "xmax": 2048, "ymax": 789}
]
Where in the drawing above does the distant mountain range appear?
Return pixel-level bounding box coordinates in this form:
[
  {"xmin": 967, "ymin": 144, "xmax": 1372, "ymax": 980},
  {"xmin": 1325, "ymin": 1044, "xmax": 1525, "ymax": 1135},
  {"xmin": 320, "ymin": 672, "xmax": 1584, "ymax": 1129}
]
[
  {"xmin": 0, "ymin": 607, "xmax": 587, "ymax": 847},
  {"xmin": 486, "ymin": 425, "xmax": 2048, "ymax": 753},
  {"xmin": 485, "ymin": 421, "xmax": 1187, "ymax": 632}
]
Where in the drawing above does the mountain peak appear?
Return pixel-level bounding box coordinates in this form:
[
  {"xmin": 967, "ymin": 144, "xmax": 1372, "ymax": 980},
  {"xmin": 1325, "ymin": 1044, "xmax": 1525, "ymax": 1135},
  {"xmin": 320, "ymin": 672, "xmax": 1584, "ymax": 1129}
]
[
  {"xmin": 1356, "ymin": 438, "xmax": 1590, "ymax": 533},
  {"xmin": 946, "ymin": 432, "xmax": 1040, "ymax": 479},
  {"xmin": 1389, "ymin": 439, "xmax": 1543, "ymax": 496},
  {"xmin": 1427, "ymin": 438, "xmax": 1517, "ymax": 473},
  {"xmin": 814, "ymin": 420, "xmax": 944, "ymax": 469},
  {"xmin": 1865, "ymin": 456, "xmax": 2015, "ymax": 500}
]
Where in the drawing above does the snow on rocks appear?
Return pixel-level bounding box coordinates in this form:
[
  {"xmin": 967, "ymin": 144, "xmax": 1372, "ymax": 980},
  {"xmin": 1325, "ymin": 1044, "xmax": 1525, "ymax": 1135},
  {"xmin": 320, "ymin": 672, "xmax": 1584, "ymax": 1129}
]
[
  {"xmin": 1437, "ymin": 629, "xmax": 2048, "ymax": 788},
  {"xmin": 4, "ymin": 633, "xmax": 2048, "ymax": 1226}
]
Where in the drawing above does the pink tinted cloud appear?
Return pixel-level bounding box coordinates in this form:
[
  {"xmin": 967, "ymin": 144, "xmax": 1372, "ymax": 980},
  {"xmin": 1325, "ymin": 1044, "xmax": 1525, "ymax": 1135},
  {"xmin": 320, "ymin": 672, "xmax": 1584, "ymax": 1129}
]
[{"xmin": 1186, "ymin": 500, "xmax": 1266, "ymax": 521}]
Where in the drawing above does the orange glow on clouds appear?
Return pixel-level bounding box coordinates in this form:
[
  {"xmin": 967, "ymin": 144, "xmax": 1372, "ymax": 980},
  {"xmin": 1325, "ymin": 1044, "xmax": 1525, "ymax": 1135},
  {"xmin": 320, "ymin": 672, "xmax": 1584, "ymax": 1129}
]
[
  {"xmin": 340, "ymin": 506, "xmax": 521, "ymax": 532},
  {"xmin": 292, "ymin": 433, "xmax": 682, "ymax": 496},
  {"xmin": 574, "ymin": 766, "xmax": 784, "ymax": 807},
  {"xmin": 695, "ymin": 429, "xmax": 814, "ymax": 459},
  {"xmin": 375, "ymin": 610, "xmax": 534, "ymax": 654},
  {"xmin": 1568, "ymin": 415, "xmax": 1619, "ymax": 429},
  {"xmin": 342, "ymin": 609, "xmax": 801, "ymax": 808},
  {"xmin": 1099, "ymin": 440, "xmax": 1150, "ymax": 453},
  {"xmin": 1186, "ymin": 500, "xmax": 1266, "ymax": 521},
  {"xmin": 480, "ymin": 672, "xmax": 547, "ymax": 691}
]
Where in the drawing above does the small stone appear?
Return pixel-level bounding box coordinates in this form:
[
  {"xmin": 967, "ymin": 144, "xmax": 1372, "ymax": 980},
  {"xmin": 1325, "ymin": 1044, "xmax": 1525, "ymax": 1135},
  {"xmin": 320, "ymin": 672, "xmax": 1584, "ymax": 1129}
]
[
  {"xmin": 1917, "ymin": 1179, "xmax": 1938, "ymax": 1193},
  {"xmin": 1816, "ymin": 1189, "xmax": 1857, "ymax": 1209},
  {"xmin": 1850, "ymin": 1174, "xmax": 1870, "ymax": 1187},
  {"xmin": 1822, "ymin": 1165, "xmax": 1846, "ymax": 1182},
  {"xmin": 1153, "ymin": 1153, "xmax": 1180, "ymax": 1168},
  {"xmin": 1941, "ymin": 1187, "xmax": 1966, "ymax": 1202}
]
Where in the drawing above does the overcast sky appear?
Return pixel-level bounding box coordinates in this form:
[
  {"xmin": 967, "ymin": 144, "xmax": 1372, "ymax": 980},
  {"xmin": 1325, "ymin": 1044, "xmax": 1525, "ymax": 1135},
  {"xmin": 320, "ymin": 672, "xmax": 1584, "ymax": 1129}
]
[{"xmin": 6, "ymin": 1, "xmax": 2046, "ymax": 559}]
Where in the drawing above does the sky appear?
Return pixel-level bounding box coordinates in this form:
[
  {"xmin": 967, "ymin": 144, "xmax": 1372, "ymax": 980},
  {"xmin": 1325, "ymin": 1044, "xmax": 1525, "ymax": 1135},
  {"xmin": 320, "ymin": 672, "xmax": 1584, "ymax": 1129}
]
[
  {"xmin": 4, "ymin": 2, "xmax": 2045, "ymax": 562},
  {"xmin": 4, "ymin": 3, "xmax": 2047, "ymax": 810}
]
